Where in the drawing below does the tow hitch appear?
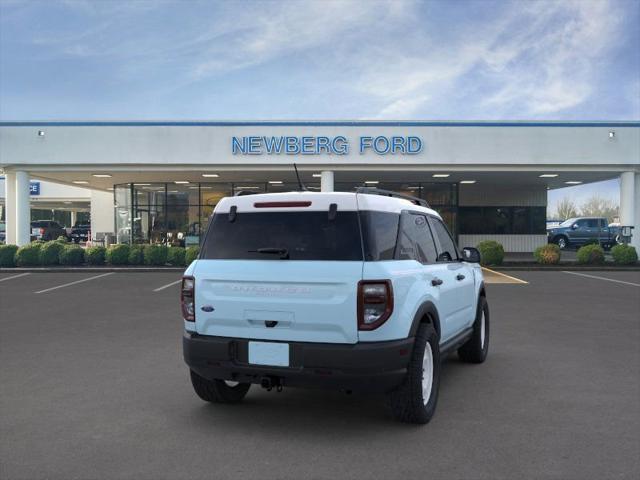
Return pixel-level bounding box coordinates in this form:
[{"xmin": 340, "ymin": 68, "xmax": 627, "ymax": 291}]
[{"xmin": 260, "ymin": 376, "xmax": 283, "ymax": 392}]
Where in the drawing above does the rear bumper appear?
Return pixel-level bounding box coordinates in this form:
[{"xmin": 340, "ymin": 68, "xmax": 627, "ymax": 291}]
[{"xmin": 183, "ymin": 332, "xmax": 414, "ymax": 393}]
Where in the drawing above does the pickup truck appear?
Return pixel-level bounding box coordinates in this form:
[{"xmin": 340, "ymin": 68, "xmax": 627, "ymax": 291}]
[{"xmin": 547, "ymin": 217, "xmax": 620, "ymax": 250}]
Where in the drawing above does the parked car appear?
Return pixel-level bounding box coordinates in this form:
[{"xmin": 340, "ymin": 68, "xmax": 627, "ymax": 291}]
[
  {"xmin": 31, "ymin": 220, "xmax": 68, "ymax": 241},
  {"xmin": 181, "ymin": 189, "xmax": 488, "ymax": 424},
  {"xmin": 547, "ymin": 217, "xmax": 619, "ymax": 249},
  {"xmin": 0, "ymin": 221, "xmax": 5, "ymax": 243},
  {"xmin": 69, "ymin": 223, "xmax": 91, "ymax": 243}
]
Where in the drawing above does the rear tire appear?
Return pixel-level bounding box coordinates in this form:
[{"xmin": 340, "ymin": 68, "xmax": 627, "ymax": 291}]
[
  {"xmin": 189, "ymin": 370, "xmax": 251, "ymax": 404},
  {"xmin": 387, "ymin": 322, "xmax": 440, "ymax": 424},
  {"xmin": 458, "ymin": 296, "xmax": 489, "ymax": 363}
]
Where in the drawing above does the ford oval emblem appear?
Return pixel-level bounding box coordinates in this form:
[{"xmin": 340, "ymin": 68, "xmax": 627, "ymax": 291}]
[{"xmin": 201, "ymin": 305, "xmax": 214, "ymax": 312}]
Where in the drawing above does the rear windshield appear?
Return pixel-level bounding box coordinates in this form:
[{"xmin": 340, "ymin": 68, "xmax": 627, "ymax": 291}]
[{"xmin": 200, "ymin": 211, "xmax": 363, "ymax": 261}]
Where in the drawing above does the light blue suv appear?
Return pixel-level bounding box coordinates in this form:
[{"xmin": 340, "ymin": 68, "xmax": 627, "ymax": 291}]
[{"xmin": 182, "ymin": 188, "xmax": 489, "ymax": 424}]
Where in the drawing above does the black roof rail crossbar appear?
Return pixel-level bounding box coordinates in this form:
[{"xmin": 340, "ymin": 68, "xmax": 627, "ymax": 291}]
[{"xmin": 355, "ymin": 187, "xmax": 431, "ymax": 208}]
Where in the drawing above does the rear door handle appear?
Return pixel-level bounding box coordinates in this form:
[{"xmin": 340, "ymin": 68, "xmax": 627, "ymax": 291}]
[
  {"xmin": 431, "ymin": 278, "xmax": 443, "ymax": 286},
  {"xmin": 456, "ymin": 274, "xmax": 465, "ymax": 281}
]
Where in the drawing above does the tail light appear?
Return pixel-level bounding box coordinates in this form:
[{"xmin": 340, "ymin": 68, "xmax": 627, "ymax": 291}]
[
  {"xmin": 358, "ymin": 280, "xmax": 393, "ymax": 330},
  {"xmin": 181, "ymin": 276, "xmax": 195, "ymax": 322},
  {"xmin": 39, "ymin": 228, "xmax": 45, "ymax": 236}
]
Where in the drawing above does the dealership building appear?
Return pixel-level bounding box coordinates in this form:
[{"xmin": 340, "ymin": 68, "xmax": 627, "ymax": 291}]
[{"xmin": 1, "ymin": 121, "xmax": 639, "ymax": 252}]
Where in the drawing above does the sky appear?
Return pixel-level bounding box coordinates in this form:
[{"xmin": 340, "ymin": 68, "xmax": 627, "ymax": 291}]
[{"xmin": 0, "ymin": 0, "xmax": 638, "ymax": 204}]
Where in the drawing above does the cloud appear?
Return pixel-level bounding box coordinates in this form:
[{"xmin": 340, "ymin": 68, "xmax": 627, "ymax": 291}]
[
  {"xmin": 478, "ymin": 0, "xmax": 623, "ymax": 116},
  {"xmin": 1, "ymin": 0, "xmax": 635, "ymax": 120},
  {"xmin": 363, "ymin": 0, "xmax": 625, "ymax": 118}
]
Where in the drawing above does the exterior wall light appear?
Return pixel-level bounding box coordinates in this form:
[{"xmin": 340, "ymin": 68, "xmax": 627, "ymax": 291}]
[
  {"xmin": 38, "ymin": 130, "xmax": 45, "ymax": 136},
  {"xmin": 609, "ymin": 131, "xmax": 615, "ymax": 139}
]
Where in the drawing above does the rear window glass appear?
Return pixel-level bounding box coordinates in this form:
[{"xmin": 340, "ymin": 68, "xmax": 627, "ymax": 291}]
[{"xmin": 201, "ymin": 211, "xmax": 363, "ymax": 261}]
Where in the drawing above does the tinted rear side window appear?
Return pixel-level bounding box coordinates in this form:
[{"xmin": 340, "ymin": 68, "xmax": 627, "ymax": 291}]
[
  {"xmin": 396, "ymin": 212, "xmax": 438, "ymax": 263},
  {"xmin": 359, "ymin": 211, "xmax": 400, "ymax": 261},
  {"xmin": 201, "ymin": 211, "xmax": 363, "ymax": 261}
]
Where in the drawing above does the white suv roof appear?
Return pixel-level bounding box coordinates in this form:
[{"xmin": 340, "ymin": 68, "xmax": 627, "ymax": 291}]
[{"xmin": 214, "ymin": 191, "xmax": 441, "ymax": 218}]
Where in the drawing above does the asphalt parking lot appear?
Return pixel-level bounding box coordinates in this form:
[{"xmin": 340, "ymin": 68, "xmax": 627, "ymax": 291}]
[{"xmin": 1, "ymin": 270, "xmax": 639, "ymax": 480}]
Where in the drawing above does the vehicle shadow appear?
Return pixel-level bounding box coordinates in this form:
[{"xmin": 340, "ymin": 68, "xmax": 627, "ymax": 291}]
[{"xmin": 183, "ymin": 355, "xmax": 473, "ymax": 436}]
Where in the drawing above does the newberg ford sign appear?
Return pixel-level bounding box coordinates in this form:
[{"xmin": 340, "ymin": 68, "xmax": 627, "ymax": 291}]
[{"xmin": 232, "ymin": 135, "xmax": 422, "ymax": 155}]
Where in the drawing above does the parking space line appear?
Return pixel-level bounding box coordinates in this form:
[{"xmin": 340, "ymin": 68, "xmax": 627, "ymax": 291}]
[
  {"xmin": 481, "ymin": 267, "xmax": 528, "ymax": 284},
  {"xmin": 562, "ymin": 271, "xmax": 640, "ymax": 287},
  {"xmin": 153, "ymin": 279, "xmax": 182, "ymax": 292},
  {"xmin": 0, "ymin": 273, "xmax": 31, "ymax": 283},
  {"xmin": 34, "ymin": 273, "xmax": 115, "ymax": 294}
]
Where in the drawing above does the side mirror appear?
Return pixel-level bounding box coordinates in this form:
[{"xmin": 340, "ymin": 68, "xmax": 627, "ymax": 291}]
[
  {"xmin": 572, "ymin": 223, "xmax": 579, "ymax": 230},
  {"xmin": 462, "ymin": 247, "xmax": 481, "ymax": 263}
]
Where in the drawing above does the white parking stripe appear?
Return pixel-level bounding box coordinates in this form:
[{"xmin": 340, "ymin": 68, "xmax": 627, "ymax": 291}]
[
  {"xmin": 153, "ymin": 279, "xmax": 182, "ymax": 292},
  {"xmin": 34, "ymin": 273, "xmax": 115, "ymax": 294},
  {"xmin": 562, "ymin": 271, "xmax": 640, "ymax": 287},
  {"xmin": 0, "ymin": 273, "xmax": 31, "ymax": 283}
]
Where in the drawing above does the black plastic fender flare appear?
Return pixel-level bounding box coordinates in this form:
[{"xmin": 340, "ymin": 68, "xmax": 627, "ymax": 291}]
[{"xmin": 408, "ymin": 301, "xmax": 442, "ymax": 340}]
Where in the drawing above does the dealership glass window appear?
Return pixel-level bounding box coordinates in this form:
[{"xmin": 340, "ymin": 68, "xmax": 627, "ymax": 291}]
[
  {"xmin": 112, "ymin": 181, "xmax": 462, "ymax": 245},
  {"xmin": 458, "ymin": 206, "xmax": 546, "ymax": 235}
]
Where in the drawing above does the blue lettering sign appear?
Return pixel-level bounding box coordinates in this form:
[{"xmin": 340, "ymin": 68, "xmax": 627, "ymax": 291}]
[
  {"xmin": 30, "ymin": 182, "xmax": 40, "ymax": 196},
  {"xmin": 231, "ymin": 135, "xmax": 422, "ymax": 156}
]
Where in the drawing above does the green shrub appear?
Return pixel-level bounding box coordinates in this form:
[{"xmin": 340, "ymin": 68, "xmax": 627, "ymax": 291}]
[
  {"xmin": 59, "ymin": 244, "xmax": 85, "ymax": 265},
  {"xmin": 185, "ymin": 246, "xmax": 199, "ymax": 265},
  {"xmin": 584, "ymin": 238, "xmax": 600, "ymax": 246},
  {"xmin": 85, "ymin": 246, "xmax": 106, "ymax": 265},
  {"xmin": 143, "ymin": 244, "xmax": 168, "ymax": 266},
  {"xmin": 0, "ymin": 244, "xmax": 19, "ymax": 267},
  {"xmin": 40, "ymin": 241, "xmax": 65, "ymax": 265},
  {"xmin": 15, "ymin": 243, "xmax": 43, "ymax": 266},
  {"xmin": 533, "ymin": 244, "xmax": 561, "ymax": 265},
  {"xmin": 128, "ymin": 245, "xmax": 145, "ymax": 265},
  {"xmin": 106, "ymin": 244, "xmax": 130, "ymax": 265},
  {"xmin": 56, "ymin": 236, "xmax": 69, "ymax": 243},
  {"xmin": 477, "ymin": 240, "xmax": 504, "ymax": 266},
  {"xmin": 167, "ymin": 246, "xmax": 186, "ymax": 266},
  {"xmin": 611, "ymin": 244, "xmax": 638, "ymax": 265},
  {"xmin": 576, "ymin": 244, "xmax": 605, "ymax": 264}
]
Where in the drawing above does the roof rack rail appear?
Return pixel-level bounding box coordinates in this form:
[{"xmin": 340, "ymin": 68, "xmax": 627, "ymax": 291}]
[{"xmin": 355, "ymin": 187, "xmax": 430, "ymax": 208}]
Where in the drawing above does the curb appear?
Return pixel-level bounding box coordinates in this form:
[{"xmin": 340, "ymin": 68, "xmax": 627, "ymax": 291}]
[
  {"xmin": 0, "ymin": 267, "xmax": 186, "ymax": 273},
  {"xmin": 494, "ymin": 265, "xmax": 640, "ymax": 271}
]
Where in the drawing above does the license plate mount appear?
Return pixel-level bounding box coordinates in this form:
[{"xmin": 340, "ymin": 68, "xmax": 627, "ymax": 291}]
[{"xmin": 248, "ymin": 341, "xmax": 290, "ymax": 367}]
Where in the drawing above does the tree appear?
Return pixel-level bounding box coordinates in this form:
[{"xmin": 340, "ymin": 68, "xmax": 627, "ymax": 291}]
[
  {"xmin": 579, "ymin": 195, "xmax": 619, "ymax": 223},
  {"xmin": 553, "ymin": 197, "xmax": 578, "ymax": 221}
]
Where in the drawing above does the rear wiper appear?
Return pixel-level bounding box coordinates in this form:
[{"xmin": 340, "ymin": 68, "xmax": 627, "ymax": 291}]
[{"xmin": 249, "ymin": 247, "xmax": 290, "ymax": 259}]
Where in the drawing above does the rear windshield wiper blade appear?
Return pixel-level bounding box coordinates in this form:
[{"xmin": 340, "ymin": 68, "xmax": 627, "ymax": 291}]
[{"xmin": 248, "ymin": 247, "xmax": 290, "ymax": 259}]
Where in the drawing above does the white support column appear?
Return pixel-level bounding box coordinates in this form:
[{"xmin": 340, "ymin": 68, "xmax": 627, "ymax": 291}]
[
  {"xmin": 90, "ymin": 190, "xmax": 115, "ymax": 238},
  {"xmin": 15, "ymin": 171, "xmax": 31, "ymax": 246},
  {"xmin": 620, "ymin": 171, "xmax": 639, "ymax": 251},
  {"xmin": 5, "ymin": 172, "xmax": 16, "ymax": 244},
  {"xmin": 320, "ymin": 171, "xmax": 334, "ymax": 192},
  {"xmin": 70, "ymin": 211, "xmax": 77, "ymax": 227}
]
